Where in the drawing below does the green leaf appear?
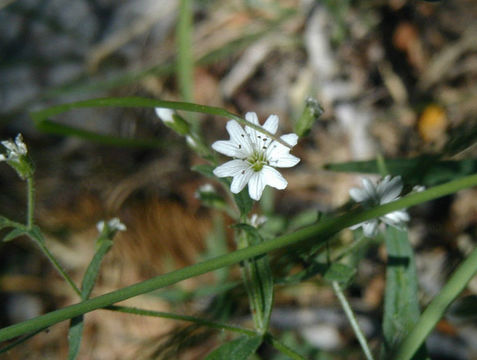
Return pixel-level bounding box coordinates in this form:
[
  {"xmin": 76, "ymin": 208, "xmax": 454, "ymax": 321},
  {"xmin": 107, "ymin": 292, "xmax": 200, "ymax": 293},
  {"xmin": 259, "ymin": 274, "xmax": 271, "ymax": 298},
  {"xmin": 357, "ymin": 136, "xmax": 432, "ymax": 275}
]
[
  {"xmin": 67, "ymin": 234, "xmax": 114, "ymax": 359},
  {"xmin": 205, "ymin": 335, "xmax": 263, "ymax": 360},
  {"xmin": 323, "ymin": 263, "xmax": 355, "ymax": 285},
  {"xmin": 2, "ymin": 228, "xmax": 27, "ymax": 242},
  {"xmin": 67, "ymin": 316, "xmax": 84, "ymax": 360},
  {"xmin": 233, "ymin": 190, "xmax": 254, "ymax": 217},
  {"xmin": 0, "ymin": 216, "xmax": 20, "ymax": 231},
  {"xmin": 235, "ymin": 225, "xmax": 274, "ymax": 334},
  {"xmin": 81, "ymin": 238, "xmax": 113, "ymax": 299},
  {"xmin": 324, "ymin": 156, "xmax": 477, "ymax": 186},
  {"xmin": 192, "ymin": 164, "xmax": 216, "ymax": 178},
  {"xmin": 382, "ymin": 227, "xmax": 428, "ymax": 359},
  {"xmin": 30, "ymin": 97, "xmax": 291, "ymax": 149}
]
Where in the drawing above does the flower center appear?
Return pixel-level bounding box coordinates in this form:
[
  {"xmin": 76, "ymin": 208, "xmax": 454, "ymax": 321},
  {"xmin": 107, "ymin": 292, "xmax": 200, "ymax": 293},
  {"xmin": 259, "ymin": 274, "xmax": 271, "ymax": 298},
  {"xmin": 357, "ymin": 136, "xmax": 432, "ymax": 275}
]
[{"xmin": 248, "ymin": 150, "xmax": 268, "ymax": 172}]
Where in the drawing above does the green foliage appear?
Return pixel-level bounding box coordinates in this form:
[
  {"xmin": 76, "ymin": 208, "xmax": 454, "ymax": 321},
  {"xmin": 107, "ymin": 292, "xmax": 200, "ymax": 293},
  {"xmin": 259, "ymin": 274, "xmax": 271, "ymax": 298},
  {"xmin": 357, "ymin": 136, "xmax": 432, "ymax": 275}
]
[
  {"xmin": 235, "ymin": 224, "xmax": 274, "ymax": 334},
  {"xmin": 205, "ymin": 335, "xmax": 263, "ymax": 360},
  {"xmin": 67, "ymin": 227, "xmax": 116, "ymax": 359},
  {"xmin": 323, "ymin": 263, "xmax": 355, "ymax": 286},
  {"xmin": 382, "ymin": 227, "xmax": 428, "ymax": 360},
  {"xmin": 324, "ymin": 156, "xmax": 477, "ymax": 186},
  {"xmin": 294, "ymin": 97, "xmax": 323, "ymax": 137}
]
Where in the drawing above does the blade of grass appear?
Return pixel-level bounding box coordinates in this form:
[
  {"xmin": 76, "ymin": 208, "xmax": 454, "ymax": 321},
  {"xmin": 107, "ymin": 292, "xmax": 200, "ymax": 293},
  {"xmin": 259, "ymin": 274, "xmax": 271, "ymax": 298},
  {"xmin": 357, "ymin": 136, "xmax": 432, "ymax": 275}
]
[
  {"xmin": 30, "ymin": 97, "xmax": 293, "ymax": 148},
  {"xmin": 382, "ymin": 227, "xmax": 428, "ymax": 359},
  {"xmin": 393, "ymin": 243, "xmax": 477, "ymax": 360},
  {"xmin": 0, "ymin": 174, "xmax": 476, "ymax": 342},
  {"xmin": 177, "ymin": 0, "xmax": 193, "ymax": 103}
]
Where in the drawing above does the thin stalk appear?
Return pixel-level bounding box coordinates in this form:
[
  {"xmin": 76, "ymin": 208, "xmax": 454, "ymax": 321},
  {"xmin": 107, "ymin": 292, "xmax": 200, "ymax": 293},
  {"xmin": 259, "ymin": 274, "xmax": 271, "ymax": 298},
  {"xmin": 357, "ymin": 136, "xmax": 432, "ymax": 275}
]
[
  {"xmin": 106, "ymin": 305, "xmax": 256, "ymax": 337},
  {"xmin": 332, "ymin": 281, "xmax": 374, "ymax": 360},
  {"xmin": 29, "ymin": 234, "xmax": 81, "ymax": 297},
  {"xmin": 393, "ymin": 244, "xmax": 477, "ymax": 360},
  {"xmin": 26, "ymin": 177, "xmax": 35, "ymax": 229},
  {"xmin": 1, "ymin": 174, "xmax": 476, "ymax": 341},
  {"xmin": 265, "ymin": 334, "xmax": 306, "ymax": 360},
  {"xmin": 177, "ymin": 0, "xmax": 194, "ymax": 103}
]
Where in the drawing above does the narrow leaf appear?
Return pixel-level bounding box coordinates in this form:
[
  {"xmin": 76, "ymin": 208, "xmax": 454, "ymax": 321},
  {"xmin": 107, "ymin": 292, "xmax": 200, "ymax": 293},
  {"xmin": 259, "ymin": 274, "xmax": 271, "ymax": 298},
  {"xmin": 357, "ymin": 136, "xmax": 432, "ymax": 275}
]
[
  {"xmin": 81, "ymin": 238, "xmax": 113, "ymax": 299},
  {"xmin": 324, "ymin": 156, "xmax": 477, "ymax": 186},
  {"xmin": 67, "ymin": 234, "xmax": 114, "ymax": 359},
  {"xmin": 3, "ymin": 228, "xmax": 27, "ymax": 242},
  {"xmin": 67, "ymin": 316, "xmax": 84, "ymax": 360},
  {"xmin": 205, "ymin": 335, "xmax": 262, "ymax": 360},
  {"xmin": 235, "ymin": 224, "xmax": 274, "ymax": 334},
  {"xmin": 382, "ymin": 227, "xmax": 428, "ymax": 359},
  {"xmin": 30, "ymin": 97, "xmax": 291, "ymax": 149}
]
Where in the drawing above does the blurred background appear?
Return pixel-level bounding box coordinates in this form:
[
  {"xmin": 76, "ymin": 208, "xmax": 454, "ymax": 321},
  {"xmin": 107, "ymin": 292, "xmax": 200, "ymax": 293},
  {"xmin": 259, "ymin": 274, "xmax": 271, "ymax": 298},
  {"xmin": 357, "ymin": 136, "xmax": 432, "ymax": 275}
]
[{"xmin": 1, "ymin": 0, "xmax": 477, "ymax": 358}]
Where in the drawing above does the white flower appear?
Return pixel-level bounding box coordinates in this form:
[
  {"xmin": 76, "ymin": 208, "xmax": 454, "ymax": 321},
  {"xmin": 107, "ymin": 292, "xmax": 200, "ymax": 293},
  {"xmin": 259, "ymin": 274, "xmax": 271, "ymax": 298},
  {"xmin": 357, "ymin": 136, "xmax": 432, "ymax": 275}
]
[
  {"xmin": 155, "ymin": 107, "xmax": 175, "ymax": 123},
  {"xmin": 212, "ymin": 112, "xmax": 300, "ymax": 201},
  {"xmin": 97, "ymin": 218, "xmax": 127, "ymax": 234},
  {"xmin": 349, "ymin": 175, "xmax": 409, "ymax": 237},
  {"xmin": 250, "ymin": 214, "xmax": 267, "ymax": 228},
  {"xmin": 195, "ymin": 183, "xmax": 215, "ymax": 198},
  {"xmin": 0, "ymin": 134, "xmax": 27, "ymax": 163}
]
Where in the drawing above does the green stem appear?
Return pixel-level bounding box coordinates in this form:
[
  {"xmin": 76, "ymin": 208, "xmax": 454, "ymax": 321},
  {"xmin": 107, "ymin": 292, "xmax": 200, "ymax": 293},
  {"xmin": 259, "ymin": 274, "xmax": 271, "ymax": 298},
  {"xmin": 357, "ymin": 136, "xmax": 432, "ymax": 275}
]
[
  {"xmin": 332, "ymin": 281, "xmax": 374, "ymax": 360},
  {"xmin": 106, "ymin": 305, "xmax": 256, "ymax": 337},
  {"xmin": 29, "ymin": 234, "xmax": 81, "ymax": 297},
  {"xmin": 31, "ymin": 97, "xmax": 293, "ymax": 149},
  {"xmin": 1, "ymin": 174, "xmax": 477, "ymax": 341},
  {"xmin": 393, "ymin": 244, "xmax": 477, "ymax": 360},
  {"xmin": 177, "ymin": 0, "xmax": 193, "ymax": 103},
  {"xmin": 265, "ymin": 334, "xmax": 306, "ymax": 360},
  {"xmin": 26, "ymin": 177, "xmax": 35, "ymax": 229}
]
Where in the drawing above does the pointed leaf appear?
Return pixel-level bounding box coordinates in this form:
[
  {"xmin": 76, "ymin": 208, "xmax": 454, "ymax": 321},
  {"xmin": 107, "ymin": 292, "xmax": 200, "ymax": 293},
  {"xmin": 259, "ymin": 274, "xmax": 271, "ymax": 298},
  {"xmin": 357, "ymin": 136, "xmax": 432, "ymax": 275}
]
[
  {"xmin": 324, "ymin": 156, "xmax": 477, "ymax": 186},
  {"xmin": 67, "ymin": 316, "xmax": 84, "ymax": 360},
  {"xmin": 3, "ymin": 228, "xmax": 27, "ymax": 242},
  {"xmin": 382, "ymin": 227, "xmax": 428, "ymax": 359},
  {"xmin": 235, "ymin": 224, "xmax": 274, "ymax": 334},
  {"xmin": 205, "ymin": 335, "xmax": 262, "ymax": 360}
]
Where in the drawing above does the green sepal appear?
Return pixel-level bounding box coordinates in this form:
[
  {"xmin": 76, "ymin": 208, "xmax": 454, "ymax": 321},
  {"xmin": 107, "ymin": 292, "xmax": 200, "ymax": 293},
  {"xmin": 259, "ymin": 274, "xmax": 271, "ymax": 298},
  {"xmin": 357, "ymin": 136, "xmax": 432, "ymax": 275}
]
[{"xmin": 294, "ymin": 97, "xmax": 323, "ymax": 137}]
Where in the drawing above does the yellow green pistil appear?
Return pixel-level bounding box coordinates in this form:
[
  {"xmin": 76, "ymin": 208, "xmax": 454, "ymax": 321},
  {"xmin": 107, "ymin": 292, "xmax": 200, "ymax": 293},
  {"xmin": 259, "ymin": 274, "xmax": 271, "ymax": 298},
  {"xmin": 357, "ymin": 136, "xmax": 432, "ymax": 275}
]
[{"xmin": 248, "ymin": 150, "xmax": 269, "ymax": 172}]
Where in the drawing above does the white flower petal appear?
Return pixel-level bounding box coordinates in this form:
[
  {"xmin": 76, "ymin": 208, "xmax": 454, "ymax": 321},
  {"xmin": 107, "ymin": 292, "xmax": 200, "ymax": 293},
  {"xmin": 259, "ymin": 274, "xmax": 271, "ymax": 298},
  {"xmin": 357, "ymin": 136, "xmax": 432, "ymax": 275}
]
[
  {"xmin": 212, "ymin": 140, "xmax": 244, "ymax": 158},
  {"xmin": 15, "ymin": 134, "xmax": 27, "ymax": 155},
  {"xmin": 263, "ymin": 114, "xmax": 279, "ymax": 134},
  {"xmin": 382, "ymin": 210, "xmax": 409, "ymax": 225},
  {"xmin": 213, "ymin": 159, "xmax": 249, "ymax": 178},
  {"xmin": 362, "ymin": 220, "xmax": 379, "ymax": 237},
  {"xmin": 231, "ymin": 168, "xmax": 253, "ymax": 194},
  {"xmin": 245, "ymin": 112, "xmax": 259, "ymax": 125},
  {"xmin": 0, "ymin": 154, "xmax": 5, "ymax": 162},
  {"xmin": 361, "ymin": 178, "xmax": 377, "ymax": 200},
  {"xmin": 225, "ymin": 120, "xmax": 253, "ymax": 153},
  {"xmin": 155, "ymin": 107, "xmax": 174, "ymax": 123},
  {"xmin": 280, "ymin": 133, "xmax": 299, "ymax": 147},
  {"xmin": 272, "ymin": 153, "xmax": 300, "ymax": 168},
  {"xmin": 261, "ymin": 165, "xmax": 288, "ymax": 190},
  {"xmin": 349, "ymin": 187, "xmax": 368, "ymax": 202},
  {"xmin": 379, "ymin": 176, "xmax": 403, "ymax": 204},
  {"xmin": 1, "ymin": 140, "xmax": 15, "ymax": 152},
  {"xmin": 248, "ymin": 172, "xmax": 267, "ymax": 200}
]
